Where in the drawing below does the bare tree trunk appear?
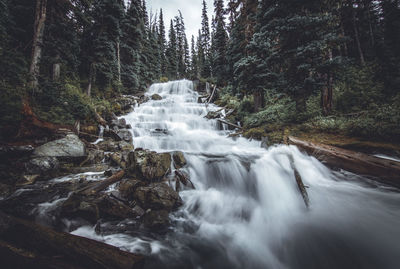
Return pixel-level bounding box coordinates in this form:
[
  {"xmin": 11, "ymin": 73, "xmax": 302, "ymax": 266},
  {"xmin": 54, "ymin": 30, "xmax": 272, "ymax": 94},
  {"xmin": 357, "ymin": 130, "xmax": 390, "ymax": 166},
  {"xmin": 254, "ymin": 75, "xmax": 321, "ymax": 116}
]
[
  {"xmin": 352, "ymin": 7, "xmax": 366, "ymax": 66},
  {"xmin": 87, "ymin": 63, "xmax": 95, "ymax": 97},
  {"xmin": 29, "ymin": 0, "xmax": 48, "ymax": 91},
  {"xmin": 321, "ymin": 50, "xmax": 334, "ymax": 115},
  {"xmin": 117, "ymin": 41, "xmax": 121, "ymax": 83}
]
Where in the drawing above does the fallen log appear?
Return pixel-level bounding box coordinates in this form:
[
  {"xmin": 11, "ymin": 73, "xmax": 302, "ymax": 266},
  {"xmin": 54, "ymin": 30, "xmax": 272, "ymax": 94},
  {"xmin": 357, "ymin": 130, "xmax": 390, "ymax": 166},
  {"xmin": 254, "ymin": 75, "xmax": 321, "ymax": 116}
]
[
  {"xmin": 288, "ymin": 136, "xmax": 400, "ymax": 188},
  {"xmin": 288, "ymin": 155, "xmax": 310, "ymax": 208},
  {"xmin": 217, "ymin": 119, "xmax": 242, "ymax": 130},
  {"xmin": 0, "ymin": 211, "xmax": 145, "ymax": 269},
  {"xmin": 80, "ymin": 170, "xmax": 125, "ymax": 196},
  {"xmin": 94, "ymin": 109, "xmax": 107, "ymax": 126}
]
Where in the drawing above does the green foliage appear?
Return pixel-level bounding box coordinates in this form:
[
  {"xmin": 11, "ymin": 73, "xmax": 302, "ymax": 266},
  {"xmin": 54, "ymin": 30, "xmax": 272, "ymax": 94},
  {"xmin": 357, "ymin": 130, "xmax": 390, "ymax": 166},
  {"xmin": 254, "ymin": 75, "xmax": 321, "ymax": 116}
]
[
  {"xmin": 334, "ymin": 64, "xmax": 384, "ymax": 113},
  {"xmin": 34, "ymin": 80, "xmax": 93, "ymax": 125},
  {"xmin": 0, "ymin": 82, "xmax": 23, "ymax": 127}
]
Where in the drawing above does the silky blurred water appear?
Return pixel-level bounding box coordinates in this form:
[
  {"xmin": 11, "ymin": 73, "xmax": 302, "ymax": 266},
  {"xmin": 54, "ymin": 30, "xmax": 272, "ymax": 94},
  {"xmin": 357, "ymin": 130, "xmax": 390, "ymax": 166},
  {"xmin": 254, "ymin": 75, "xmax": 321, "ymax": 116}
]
[{"xmin": 75, "ymin": 80, "xmax": 400, "ymax": 269}]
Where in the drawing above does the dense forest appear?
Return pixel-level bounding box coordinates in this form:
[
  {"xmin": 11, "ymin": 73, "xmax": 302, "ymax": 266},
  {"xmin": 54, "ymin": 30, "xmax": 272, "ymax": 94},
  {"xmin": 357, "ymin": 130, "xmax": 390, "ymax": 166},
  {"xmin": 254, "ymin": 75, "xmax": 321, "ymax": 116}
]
[{"xmin": 1, "ymin": 0, "xmax": 400, "ymax": 142}]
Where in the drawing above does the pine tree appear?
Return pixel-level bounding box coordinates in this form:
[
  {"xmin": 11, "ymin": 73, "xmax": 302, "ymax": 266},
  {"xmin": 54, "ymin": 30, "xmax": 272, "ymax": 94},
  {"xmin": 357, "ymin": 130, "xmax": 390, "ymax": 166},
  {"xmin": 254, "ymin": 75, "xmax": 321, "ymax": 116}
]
[
  {"xmin": 120, "ymin": 0, "xmax": 144, "ymax": 93},
  {"xmin": 200, "ymin": 0, "xmax": 211, "ymax": 77},
  {"xmin": 212, "ymin": 0, "xmax": 228, "ymax": 84},
  {"xmin": 158, "ymin": 9, "xmax": 167, "ymax": 77},
  {"xmin": 190, "ymin": 35, "xmax": 199, "ymax": 79},
  {"xmin": 88, "ymin": 0, "xmax": 125, "ymax": 92},
  {"xmin": 174, "ymin": 12, "xmax": 187, "ymax": 78},
  {"xmin": 166, "ymin": 20, "xmax": 178, "ymax": 79}
]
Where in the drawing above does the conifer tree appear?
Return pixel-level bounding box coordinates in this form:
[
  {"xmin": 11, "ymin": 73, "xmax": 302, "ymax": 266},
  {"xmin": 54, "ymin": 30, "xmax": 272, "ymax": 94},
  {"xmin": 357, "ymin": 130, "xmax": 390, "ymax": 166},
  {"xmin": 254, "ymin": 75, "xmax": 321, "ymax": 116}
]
[
  {"xmin": 158, "ymin": 9, "xmax": 167, "ymax": 77},
  {"xmin": 212, "ymin": 0, "xmax": 228, "ymax": 84},
  {"xmin": 190, "ymin": 35, "xmax": 199, "ymax": 79},
  {"xmin": 200, "ymin": 0, "xmax": 211, "ymax": 77},
  {"xmin": 166, "ymin": 20, "xmax": 178, "ymax": 79}
]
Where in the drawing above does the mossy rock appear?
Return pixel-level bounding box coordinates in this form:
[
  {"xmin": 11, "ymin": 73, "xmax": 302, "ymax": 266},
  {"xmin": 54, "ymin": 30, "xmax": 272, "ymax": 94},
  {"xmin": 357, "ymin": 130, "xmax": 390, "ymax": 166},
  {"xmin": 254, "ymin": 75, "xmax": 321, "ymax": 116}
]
[
  {"xmin": 151, "ymin": 94, "xmax": 163, "ymax": 101},
  {"xmin": 127, "ymin": 149, "xmax": 171, "ymax": 181}
]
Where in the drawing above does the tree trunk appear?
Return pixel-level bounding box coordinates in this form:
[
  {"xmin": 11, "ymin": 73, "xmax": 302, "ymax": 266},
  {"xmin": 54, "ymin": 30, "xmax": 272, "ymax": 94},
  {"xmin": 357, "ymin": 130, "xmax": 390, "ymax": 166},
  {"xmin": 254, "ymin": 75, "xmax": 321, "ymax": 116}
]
[
  {"xmin": 29, "ymin": 0, "xmax": 48, "ymax": 91},
  {"xmin": 352, "ymin": 7, "xmax": 366, "ymax": 66},
  {"xmin": 288, "ymin": 136, "xmax": 400, "ymax": 188},
  {"xmin": 117, "ymin": 41, "xmax": 121, "ymax": 83},
  {"xmin": 0, "ymin": 211, "xmax": 145, "ymax": 269},
  {"xmin": 253, "ymin": 89, "xmax": 264, "ymax": 112},
  {"xmin": 321, "ymin": 50, "xmax": 334, "ymax": 115},
  {"xmin": 87, "ymin": 63, "xmax": 96, "ymax": 97}
]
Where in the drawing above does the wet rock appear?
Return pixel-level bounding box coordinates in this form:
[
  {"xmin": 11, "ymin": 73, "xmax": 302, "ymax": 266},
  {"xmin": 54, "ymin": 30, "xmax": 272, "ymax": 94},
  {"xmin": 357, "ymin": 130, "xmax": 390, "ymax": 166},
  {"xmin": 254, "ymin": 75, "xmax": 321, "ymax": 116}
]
[
  {"xmin": 173, "ymin": 151, "xmax": 187, "ymax": 169},
  {"xmin": 127, "ymin": 149, "xmax": 171, "ymax": 181},
  {"xmin": 151, "ymin": 94, "xmax": 162, "ymax": 100},
  {"xmin": 116, "ymin": 129, "xmax": 133, "ymax": 144},
  {"xmin": 25, "ymin": 157, "xmax": 60, "ymax": 178},
  {"xmin": 104, "ymin": 169, "xmax": 113, "ymax": 177},
  {"xmin": 97, "ymin": 140, "xmax": 134, "ymax": 152},
  {"xmin": 118, "ymin": 179, "xmax": 145, "ymax": 201},
  {"xmin": 33, "ymin": 134, "xmax": 86, "ymax": 162},
  {"xmin": 81, "ymin": 149, "xmax": 105, "ymax": 166},
  {"xmin": 110, "ymin": 152, "xmax": 128, "ymax": 169},
  {"xmin": 60, "ymin": 193, "xmax": 141, "ymax": 224},
  {"xmin": 142, "ymin": 210, "xmax": 170, "ymax": 230},
  {"xmin": 134, "ymin": 182, "xmax": 182, "ymax": 211}
]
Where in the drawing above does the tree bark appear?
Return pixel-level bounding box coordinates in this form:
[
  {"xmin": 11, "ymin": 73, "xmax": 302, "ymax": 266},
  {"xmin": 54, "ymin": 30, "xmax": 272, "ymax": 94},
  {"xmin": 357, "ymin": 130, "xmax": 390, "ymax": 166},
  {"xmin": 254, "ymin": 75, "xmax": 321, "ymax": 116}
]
[
  {"xmin": 321, "ymin": 50, "xmax": 334, "ymax": 115},
  {"xmin": 80, "ymin": 170, "xmax": 125, "ymax": 196},
  {"xmin": 253, "ymin": 89, "xmax": 265, "ymax": 112},
  {"xmin": 87, "ymin": 63, "xmax": 96, "ymax": 97},
  {"xmin": 29, "ymin": 0, "xmax": 48, "ymax": 91},
  {"xmin": 0, "ymin": 211, "xmax": 145, "ymax": 269},
  {"xmin": 352, "ymin": 7, "xmax": 366, "ymax": 66},
  {"xmin": 288, "ymin": 136, "xmax": 400, "ymax": 188},
  {"xmin": 117, "ymin": 41, "xmax": 121, "ymax": 83}
]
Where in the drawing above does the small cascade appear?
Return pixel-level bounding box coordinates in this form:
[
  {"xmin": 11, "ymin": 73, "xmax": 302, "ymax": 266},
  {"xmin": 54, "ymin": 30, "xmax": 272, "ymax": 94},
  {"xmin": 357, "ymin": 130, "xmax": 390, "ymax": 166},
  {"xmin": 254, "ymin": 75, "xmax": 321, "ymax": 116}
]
[
  {"xmin": 100, "ymin": 79, "xmax": 400, "ymax": 269},
  {"xmin": 92, "ymin": 125, "xmax": 105, "ymax": 145}
]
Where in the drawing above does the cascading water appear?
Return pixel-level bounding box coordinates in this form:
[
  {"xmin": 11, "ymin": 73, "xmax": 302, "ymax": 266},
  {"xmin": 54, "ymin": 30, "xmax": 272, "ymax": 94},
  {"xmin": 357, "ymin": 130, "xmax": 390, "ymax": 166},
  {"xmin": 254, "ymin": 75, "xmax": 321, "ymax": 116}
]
[{"xmin": 74, "ymin": 80, "xmax": 400, "ymax": 269}]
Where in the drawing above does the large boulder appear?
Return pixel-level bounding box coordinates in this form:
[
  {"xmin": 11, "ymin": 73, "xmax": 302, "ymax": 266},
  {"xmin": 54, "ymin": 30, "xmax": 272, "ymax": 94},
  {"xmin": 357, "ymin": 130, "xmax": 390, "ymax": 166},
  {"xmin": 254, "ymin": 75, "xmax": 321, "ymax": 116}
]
[
  {"xmin": 127, "ymin": 149, "xmax": 171, "ymax": 181},
  {"xmin": 134, "ymin": 182, "xmax": 182, "ymax": 211},
  {"xmin": 116, "ymin": 129, "xmax": 133, "ymax": 144},
  {"xmin": 118, "ymin": 179, "xmax": 145, "ymax": 201},
  {"xmin": 33, "ymin": 134, "xmax": 86, "ymax": 162}
]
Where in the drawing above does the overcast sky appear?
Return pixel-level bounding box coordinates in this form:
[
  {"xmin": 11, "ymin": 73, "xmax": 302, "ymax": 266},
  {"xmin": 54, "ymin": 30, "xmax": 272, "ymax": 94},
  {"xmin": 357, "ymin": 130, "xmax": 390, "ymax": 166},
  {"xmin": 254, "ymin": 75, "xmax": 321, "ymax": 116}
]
[{"xmin": 146, "ymin": 0, "xmax": 216, "ymax": 41}]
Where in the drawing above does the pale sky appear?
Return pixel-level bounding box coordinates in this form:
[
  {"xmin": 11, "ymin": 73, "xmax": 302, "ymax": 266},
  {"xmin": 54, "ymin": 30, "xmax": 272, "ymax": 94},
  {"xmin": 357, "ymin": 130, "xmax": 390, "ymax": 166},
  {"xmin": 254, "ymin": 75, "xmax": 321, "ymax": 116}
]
[{"xmin": 146, "ymin": 0, "xmax": 216, "ymax": 41}]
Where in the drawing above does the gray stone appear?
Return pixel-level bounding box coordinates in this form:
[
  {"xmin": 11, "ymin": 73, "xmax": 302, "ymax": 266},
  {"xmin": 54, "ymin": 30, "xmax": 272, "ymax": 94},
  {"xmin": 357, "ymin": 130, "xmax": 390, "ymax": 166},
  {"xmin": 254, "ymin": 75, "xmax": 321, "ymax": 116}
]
[
  {"xmin": 134, "ymin": 182, "xmax": 182, "ymax": 211},
  {"xmin": 33, "ymin": 134, "xmax": 86, "ymax": 161},
  {"xmin": 25, "ymin": 157, "xmax": 60, "ymax": 175}
]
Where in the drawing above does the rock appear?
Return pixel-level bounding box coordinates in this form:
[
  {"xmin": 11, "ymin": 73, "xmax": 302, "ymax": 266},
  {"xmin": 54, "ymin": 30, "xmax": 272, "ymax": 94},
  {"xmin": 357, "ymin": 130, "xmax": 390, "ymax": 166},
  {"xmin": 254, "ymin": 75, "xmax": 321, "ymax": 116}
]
[
  {"xmin": 151, "ymin": 94, "xmax": 162, "ymax": 100},
  {"xmin": 62, "ymin": 164, "xmax": 110, "ymax": 174},
  {"xmin": 127, "ymin": 149, "xmax": 171, "ymax": 181},
  {"xmin": 119, "ymin": 141, "xmax": 134, "ymax": 152},
  {"xmin": 33, "ymin": 134, "xmax": 86, "ymax": 162},
  {"xmin": 25, "ymin": 157, "xmax": 60, "ymax": 178},
  {"xmin": 142, "ymin": 210, "xmax": 170, "ymax": 230},
  {"xmin": 134, "ymin": 182, "xmax": 182, "ymax": 211},
  {"xmin": 110, "ymin": 152, "xmax": 128, "ymax": 169},
  {"xmin": 104, "ymin": 169, "xmax": 113, "ymax": 177},
  {"xmin": 81, "ymin": 149, "xmax": 105, "ymax": 166},
  {"xmin": 60, "ymin": 193, "xmax": 141, "ymax": 224},
  {"xmin": 116, "ymin": 129, "xmax": 133, "ymax": 144},
  {"xmin": 173, "ymin": 151, "xmax": 187, "ymax": 169},
  {"xmin": 118, "ymin": 179, "xmax": 145, "ymax": 201},
  {"xmin": 97, "ymin": 140, "xmax": 133, "ymax": 152}
]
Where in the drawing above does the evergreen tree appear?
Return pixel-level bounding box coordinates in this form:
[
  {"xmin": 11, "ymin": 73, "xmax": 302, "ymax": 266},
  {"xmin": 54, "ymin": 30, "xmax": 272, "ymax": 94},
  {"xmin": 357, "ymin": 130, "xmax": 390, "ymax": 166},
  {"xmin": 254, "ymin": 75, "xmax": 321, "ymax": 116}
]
[
  {"xmin": 190, "ymin": 35, "xmax": 199, "ymax": 79},
  {"xmin": 158, "ymin": 9, "xmax": 167, "ymax": 77},
  {"xmin": 174, "ymin": 12, "xmax": 187, "ymax": 78},
  {"xmin": 200, "ymin": 0, "xmax": 211, "ymax": 77},
  {"xmin": 166, "ymin": 20, "xmax": 178, "ymax": 79},
  {"xmin": 120, "ymin": 0, "xmax": 144, "ymax": 92},
  {"xmin": 212, "ymin": 0, "xmax": 228, "ymax": 84},
  {"xmin": 88, "ymin": 0, "xmax": 125, "ymax": 91}
]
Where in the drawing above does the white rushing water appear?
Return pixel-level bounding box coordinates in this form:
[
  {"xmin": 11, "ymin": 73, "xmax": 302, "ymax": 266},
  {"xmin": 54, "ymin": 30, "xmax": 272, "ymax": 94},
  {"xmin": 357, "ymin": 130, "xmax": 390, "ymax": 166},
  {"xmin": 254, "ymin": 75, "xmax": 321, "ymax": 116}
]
[{"xmin": 85, "ymin": 80, "xmax": 400, "ymax": 269}]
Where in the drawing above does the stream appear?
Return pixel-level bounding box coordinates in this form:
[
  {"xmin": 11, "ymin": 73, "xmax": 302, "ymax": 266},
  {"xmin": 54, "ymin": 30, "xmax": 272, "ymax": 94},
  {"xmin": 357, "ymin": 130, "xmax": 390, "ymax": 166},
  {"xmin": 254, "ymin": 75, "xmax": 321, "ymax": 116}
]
[{"xmin": 46, "ymin": 80, "xmax": 400, "ymax": 268}]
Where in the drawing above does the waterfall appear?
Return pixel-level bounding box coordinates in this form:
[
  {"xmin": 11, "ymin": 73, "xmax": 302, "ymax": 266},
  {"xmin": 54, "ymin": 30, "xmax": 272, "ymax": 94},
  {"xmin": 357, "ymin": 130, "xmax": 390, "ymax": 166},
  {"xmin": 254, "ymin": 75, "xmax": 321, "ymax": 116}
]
[
  {"xmin": 93, "ymin": 125, "xmax": 105, "ymax": 145},
  {"xmin": 80, "ymin": 80, "xmax": 400, "ymax": 269}
]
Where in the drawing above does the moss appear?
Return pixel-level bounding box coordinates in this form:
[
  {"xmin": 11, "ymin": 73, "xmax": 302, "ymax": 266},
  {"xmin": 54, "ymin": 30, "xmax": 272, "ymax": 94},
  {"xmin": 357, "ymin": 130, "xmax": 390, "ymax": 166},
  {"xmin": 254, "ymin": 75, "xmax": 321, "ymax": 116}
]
[{"xmin": 243, "ymin": 127, "xmax": 267, "ymax": 140}]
